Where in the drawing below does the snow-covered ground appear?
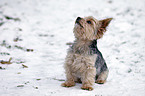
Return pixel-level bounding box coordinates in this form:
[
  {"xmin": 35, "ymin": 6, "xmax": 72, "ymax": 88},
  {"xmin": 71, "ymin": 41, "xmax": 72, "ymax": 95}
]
[{"xmin": 0, "ymin": 0, "xmax": 145, "ymax": 96}]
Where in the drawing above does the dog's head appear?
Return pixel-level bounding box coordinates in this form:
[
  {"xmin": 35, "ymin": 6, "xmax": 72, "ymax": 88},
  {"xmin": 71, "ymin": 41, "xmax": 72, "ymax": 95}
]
[{"xmin": 73, "ymin": 16, "xmax": 112, "ymax": 40}]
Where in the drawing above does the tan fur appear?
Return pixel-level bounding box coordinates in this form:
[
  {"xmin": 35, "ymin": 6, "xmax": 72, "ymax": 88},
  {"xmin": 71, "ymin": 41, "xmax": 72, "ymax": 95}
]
[
  {"xmin": 61, "ymin": 16, "xmax": 112, "ymax": 91},
  {"xmin": 73, "ymin": 16, "xmax": 100, "ymax": 40},
  {"xmin": 95, "ymin": 70, "xmax": 109, "ymax": 84},
  {"xmin": 62, "ymin": 51, "xmax": 97, "ymax": 90}
]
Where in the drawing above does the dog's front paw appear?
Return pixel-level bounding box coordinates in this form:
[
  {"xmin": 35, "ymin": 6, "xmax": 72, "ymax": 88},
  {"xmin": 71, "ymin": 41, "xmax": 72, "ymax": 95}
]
[
  {"xmin": 61, "ymin": 82, "xmax": 75, "ymax": 87},
  {"xmin": 81, "ymin": 86, "xmax": 93, "ymax": 91}
]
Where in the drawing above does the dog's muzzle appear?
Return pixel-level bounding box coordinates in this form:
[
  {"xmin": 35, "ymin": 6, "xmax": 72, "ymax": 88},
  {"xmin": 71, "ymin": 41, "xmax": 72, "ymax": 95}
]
[
  {"xmin": 76, "ymin": 17, "xmax": 83, "ymax": 28},
  {"xmin": 76, "ymin": 17, "xmax": 82, "ymax": 23}
]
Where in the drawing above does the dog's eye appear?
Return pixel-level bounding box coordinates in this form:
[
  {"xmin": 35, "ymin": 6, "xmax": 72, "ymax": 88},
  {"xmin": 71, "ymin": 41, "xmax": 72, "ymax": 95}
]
[{"xmin": 87, "ymin": 20, "xmax": 91, "ymax": 24}]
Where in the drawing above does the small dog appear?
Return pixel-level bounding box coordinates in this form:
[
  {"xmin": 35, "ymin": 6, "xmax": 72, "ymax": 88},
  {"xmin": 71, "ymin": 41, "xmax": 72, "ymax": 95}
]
[{"xmin": 61, "ymin": 16, "xmax": 112, "ymax": 91}]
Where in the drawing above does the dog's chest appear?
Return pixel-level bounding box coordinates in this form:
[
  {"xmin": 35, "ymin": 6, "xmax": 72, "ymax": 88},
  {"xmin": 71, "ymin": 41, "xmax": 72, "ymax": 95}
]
[
  {"xmin": 71, "ymin": 53, "xmax": 97, "ymax": 76},
  {"xmin": 68, "ymin": 40, "xmax": 98, "ymax": 77}
]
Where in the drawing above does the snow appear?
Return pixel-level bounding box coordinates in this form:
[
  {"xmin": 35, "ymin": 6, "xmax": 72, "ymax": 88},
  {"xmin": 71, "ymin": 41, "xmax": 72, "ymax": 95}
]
[{"xmin": 0, "ymin": 0, "xmax": 145, "ymax": 96}]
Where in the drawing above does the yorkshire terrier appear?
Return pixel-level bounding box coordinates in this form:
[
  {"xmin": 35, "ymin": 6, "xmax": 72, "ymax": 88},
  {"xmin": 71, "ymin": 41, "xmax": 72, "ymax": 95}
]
[{"xmin": 61, "ymin": 16, "xmax": 112, "ymax": 91}]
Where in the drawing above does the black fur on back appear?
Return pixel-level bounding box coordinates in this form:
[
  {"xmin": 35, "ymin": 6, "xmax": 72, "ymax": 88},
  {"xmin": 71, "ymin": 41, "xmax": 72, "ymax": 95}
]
[{"xmin": 89, "ymin": 40, "xmax": 108, "ymax": 79}]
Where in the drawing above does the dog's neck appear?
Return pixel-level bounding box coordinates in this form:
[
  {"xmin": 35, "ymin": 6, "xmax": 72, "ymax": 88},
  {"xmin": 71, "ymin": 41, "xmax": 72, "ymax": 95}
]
[
  {"xmin": 71, "ymin": 39, "xmax": 97, "ymax": 55},
  {"xmin": 74, "ymin": 38, "xmax": 92, "ymax": 46}
]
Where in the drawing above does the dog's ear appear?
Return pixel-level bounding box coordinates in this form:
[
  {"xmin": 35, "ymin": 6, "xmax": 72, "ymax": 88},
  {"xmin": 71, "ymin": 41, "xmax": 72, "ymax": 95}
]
[
  {"xmin": 96, "ymin": 18, "xmax": 113, "ymax": 39},
  {"xmin": 99, "ymin": 18, "xmax": 113, "ymax": 30}
]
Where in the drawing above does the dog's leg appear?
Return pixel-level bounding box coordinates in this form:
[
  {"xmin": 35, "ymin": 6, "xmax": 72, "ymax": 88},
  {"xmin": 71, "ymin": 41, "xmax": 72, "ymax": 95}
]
[
  {"xmin": 96, "ymin": 69, "xmax": 109, "ymax": 84},
  {"xmin": 81, "ymin": 66, "xmax": 96, "ymax": 91},
  {"xmin": 61, "ymin": 69, "xmax": 76, "ymax": 87},
  {"xmin": 61, "ymin": 53, "xmax": 76, "ymax": 87}
]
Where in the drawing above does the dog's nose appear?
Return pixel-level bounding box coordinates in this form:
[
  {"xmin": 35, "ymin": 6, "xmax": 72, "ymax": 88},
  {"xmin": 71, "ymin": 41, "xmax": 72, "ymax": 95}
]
[{"xmin": 76, "ymin": 17, "xmax": 82, "ymax": 22}]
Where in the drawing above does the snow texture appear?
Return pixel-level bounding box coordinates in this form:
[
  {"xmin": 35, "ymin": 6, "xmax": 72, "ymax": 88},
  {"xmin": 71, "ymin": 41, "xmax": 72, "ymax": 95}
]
[{"xmin": 0, "ymin": 0, "xmax": 145, "ymax": 96}]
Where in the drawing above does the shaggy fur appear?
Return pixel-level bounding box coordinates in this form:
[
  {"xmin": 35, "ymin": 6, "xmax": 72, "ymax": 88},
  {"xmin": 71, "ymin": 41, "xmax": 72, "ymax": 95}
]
[{"xmin": 61, "ymin": 16, "xmax": 112, "ymax": 91}]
